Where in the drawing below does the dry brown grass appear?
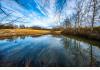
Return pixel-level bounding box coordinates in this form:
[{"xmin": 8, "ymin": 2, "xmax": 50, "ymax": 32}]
[
  {"xmin": 0, "ymin": 29, "xmax": 51, "ymax": 37},
  {"xmin": 62, "ymin": 27, "xmax": 100, "ymax": 41}
]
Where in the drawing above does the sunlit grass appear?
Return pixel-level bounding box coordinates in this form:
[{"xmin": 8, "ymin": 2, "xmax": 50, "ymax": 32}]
[{"xmin": 0, "ymin": 29, "xmax": 51, "ymax": 37}]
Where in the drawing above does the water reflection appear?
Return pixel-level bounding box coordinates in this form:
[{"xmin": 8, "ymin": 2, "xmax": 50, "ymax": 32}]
[
  {"xmin": 0, "ymin": 35, "xmax": 100, "ymax": 67},
  {"xmin": 61, "ymin": 37, "xmax": 100, "ymax": 66}
]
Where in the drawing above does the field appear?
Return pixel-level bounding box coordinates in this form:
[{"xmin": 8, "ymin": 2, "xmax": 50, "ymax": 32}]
[
  {"xmin": 0, "ymin": 29, "xmax": 62, "ymax": 39},
  {"xmin": 0, "ymin": 29, "xmax": 51, "ymax": 38}
]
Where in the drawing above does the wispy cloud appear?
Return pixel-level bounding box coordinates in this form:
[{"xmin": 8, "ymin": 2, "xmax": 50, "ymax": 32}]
[{"xmin": 0, "ymin": 0, "xmax": 76, "ymax": 28}]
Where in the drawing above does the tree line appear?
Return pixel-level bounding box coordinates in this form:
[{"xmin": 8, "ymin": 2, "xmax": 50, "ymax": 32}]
[
  {"xmin": 60, "ymin": 0, "xmax": 100, "ymax": 32},
  {"xmin": 0, "ymin": 0, "xmax": 100, "ymax": 31}
]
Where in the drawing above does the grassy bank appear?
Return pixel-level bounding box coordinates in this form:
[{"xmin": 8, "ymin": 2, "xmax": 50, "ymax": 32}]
[
  {"xmin": 0, "ymin": 29, "xmax": 62, "ymax": 39},
  {"xmin": 0, "ymin": 29, "xmax": 51, "ymax": 38},
  {"xmin": 62, "ymin": 27, "xmax": 100, "ymax": 41}
]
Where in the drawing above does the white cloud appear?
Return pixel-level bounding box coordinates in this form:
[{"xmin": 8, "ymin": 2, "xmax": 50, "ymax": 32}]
[{"xmin": 0, "ymin": 0, "xmax": 77, "ymax": 28}]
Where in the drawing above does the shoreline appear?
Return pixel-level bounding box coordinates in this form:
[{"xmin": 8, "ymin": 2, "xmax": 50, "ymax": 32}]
[
  {"xmin": 0, "ymin": 29, "xmax": 50, "ymax": 37},
  {"xmin": 0, "ymin": 29, "xmax": 61, "ymax": 38},
  {"xmin": 0, "ymin": 28, "xmax": 100, "ymax": 42},
  {"xmin": 63, "ymin": 34, "xmax": 100, "ymax": 47},
  {"xmin": 61, "ymin": 29, "xmax": 100, "ymax": 41}
]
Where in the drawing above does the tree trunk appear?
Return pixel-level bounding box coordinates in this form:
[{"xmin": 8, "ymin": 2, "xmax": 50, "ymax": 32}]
[{"xmin": 91, "ymin": 0, "xmax": 96, "ymax": 32}]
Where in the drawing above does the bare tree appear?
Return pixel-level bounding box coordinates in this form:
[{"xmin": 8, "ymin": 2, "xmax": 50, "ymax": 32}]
[
  {"xmin": 91, "ymin": 0, "xmax": 96, "ymax": 31},
  {"xmin": 55, "ymin": 0, "xmax": 67, "ymax": 25},
  {"xmin": 0, "ymin": 1, "xmax": 8, "ymax": 16},
  {"xmin": 91, "ymin": 0, "xmax": 100, "ymax": 31},
  {"xmin": 74, "ymin": 0, "xmax": 86, "ymax": 29},
  {"xmin": 63, "ymin": 18, "xmax": 72, "ymax": 29}
]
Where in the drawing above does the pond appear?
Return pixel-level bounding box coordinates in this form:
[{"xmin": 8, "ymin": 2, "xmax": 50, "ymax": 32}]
[{"xmin": 0, "ymin": 35, "xmax": 100, "ymax": 67}]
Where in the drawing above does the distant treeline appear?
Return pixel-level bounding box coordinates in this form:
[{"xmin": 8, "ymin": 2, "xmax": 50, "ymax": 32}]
[
  {"xmin": 0, "ymin": 23, "xmax": 54, "ymax": 30},
  {"xmin": 0, "ymin": 23, "xmax": 17, "ymax": 29}
]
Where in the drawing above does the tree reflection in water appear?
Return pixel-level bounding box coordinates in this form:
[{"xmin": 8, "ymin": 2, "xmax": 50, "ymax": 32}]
[{"xmin": 61, "ymin": 36, "xmax": 100, "ymax": 66}]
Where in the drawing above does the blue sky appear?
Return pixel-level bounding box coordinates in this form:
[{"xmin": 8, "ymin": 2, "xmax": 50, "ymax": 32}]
[
  {"xmin": 1, "ymin": 0, "xmax": 73, "ymax": 28},
  {"xmin": 0, "ymin": 0, "xmax": 100, "ymax": 28}
]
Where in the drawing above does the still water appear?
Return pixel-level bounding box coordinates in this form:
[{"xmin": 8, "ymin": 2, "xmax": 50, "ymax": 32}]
[{"xmin": 0, "ymin": 35, "xmax": 100, "ymax": 67}]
